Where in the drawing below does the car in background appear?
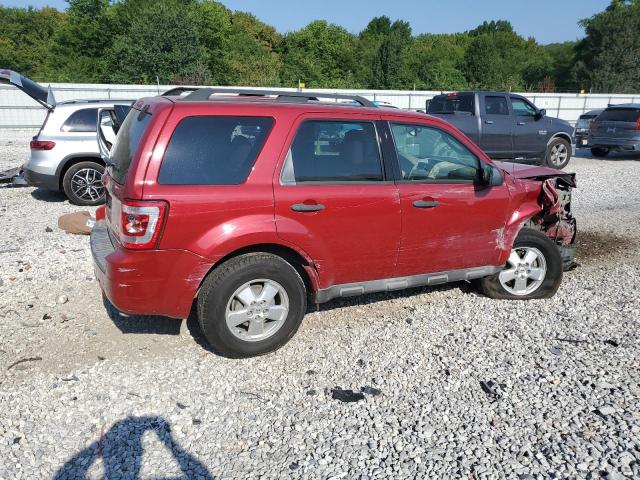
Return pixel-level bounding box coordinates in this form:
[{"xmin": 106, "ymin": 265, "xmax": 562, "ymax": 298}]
[
  {"xmin": 426, "ymin": 92, "xmax": 575, "ymax": 169},
  {"xmin": 573, "ymin": 108, "xmax": 603, "ymax": 148},
  {"xmin": 588, "ymin": 104, "xmax": 640, "ymax": 157},
  {"xmin": 0, "ymin": 70, "xmax": 131, "ymax": 205}
]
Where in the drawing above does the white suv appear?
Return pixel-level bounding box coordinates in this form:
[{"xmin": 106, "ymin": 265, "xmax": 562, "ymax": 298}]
[{"xmin": 1, "ymin": 70, "xmax": 130, "ymax": 205}]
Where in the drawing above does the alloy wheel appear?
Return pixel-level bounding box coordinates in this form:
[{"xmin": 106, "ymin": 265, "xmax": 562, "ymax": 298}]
[{"xmin": 498, "ymin": 247, "xmax": 547, "ymax": 296}]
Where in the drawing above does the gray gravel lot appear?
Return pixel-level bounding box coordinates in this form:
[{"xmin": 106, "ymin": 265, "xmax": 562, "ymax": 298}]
[{"xmin": 1, "ymin": 129, "xmax": 639, "ymax": 479}]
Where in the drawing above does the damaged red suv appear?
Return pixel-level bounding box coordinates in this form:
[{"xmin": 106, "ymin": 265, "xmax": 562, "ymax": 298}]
[{"xmin": 91, "ymin": 89, "xmax": 576, "ymax": 358}]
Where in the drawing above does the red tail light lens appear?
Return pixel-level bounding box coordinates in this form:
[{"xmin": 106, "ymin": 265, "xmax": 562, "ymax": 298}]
[
  {"xmin": 118, "ymin": 200, "xmax": 167, "ymax": 250},
  {"xmin": 30, "ymin": 140, "xmax": 56, "ymax": 150},
  {"xmin": 635, "ymin": 117, "xmax": 640, "ymax": 130}
]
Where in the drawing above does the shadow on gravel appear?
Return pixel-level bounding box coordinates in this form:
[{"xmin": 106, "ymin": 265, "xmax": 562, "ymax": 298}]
[
  {"xmin": 30, "ymin": 187, "xmax": 67, "ymax": 202},
  {"xmin": 52, "ymin": 416, "xmax": 215, "ymax": 480},
  {"xmin": 103, "ymin": 296, "xmax": 182, "ymax": 335},
  {"xmin": 575, "ymin": 230, "xmax": 637, "ymax": 265}
]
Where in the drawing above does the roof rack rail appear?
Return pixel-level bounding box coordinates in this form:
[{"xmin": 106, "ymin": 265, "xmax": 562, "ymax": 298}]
[
  {"xmin": 161, "ymin": 86, "xmax": 199, "ymax": 96},
  {"xmin": 182, "ymin": 88, "xmax": 376, "ymax": 107}
]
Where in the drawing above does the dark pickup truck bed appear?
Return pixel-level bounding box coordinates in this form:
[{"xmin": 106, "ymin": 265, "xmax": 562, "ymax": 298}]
[{"xmin": 426, "ymin": 91, "xmax": 575, "ymax": 169}]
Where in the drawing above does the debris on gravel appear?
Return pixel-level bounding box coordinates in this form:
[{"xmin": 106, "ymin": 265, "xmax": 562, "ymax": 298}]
[{"xmin": 1, "ymin": 130, "xmax": 639, "ymax": 478}]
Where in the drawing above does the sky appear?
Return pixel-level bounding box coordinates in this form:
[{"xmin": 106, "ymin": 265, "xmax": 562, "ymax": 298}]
[{"xmin": 1, "ymin": 0, "xmax": 612, "ymax": 44}]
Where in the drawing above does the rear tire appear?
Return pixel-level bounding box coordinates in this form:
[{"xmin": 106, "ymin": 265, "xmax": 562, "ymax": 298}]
[
  {"xmin": 545, "ymin": 137, "xmax": 571, "ymax": 169},
  {"xmin": 197, "ymin": 253, "xmax": 307, "ymax": 358},
  {"xmin": 590, "ymin": 147, "xmax": 609, "ymax": 158},
  {"xmin": 476, "ymin": 228, "xmax": 562, "ymax": 300},
  {"xmin": 62, "ymin": 161, "xmax": 105, "ymax": 206}
]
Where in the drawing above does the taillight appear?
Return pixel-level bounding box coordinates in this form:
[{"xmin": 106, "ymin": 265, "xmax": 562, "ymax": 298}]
[
  {"xmin": 118, "ymin": 200, "xmax": 167, "ymax": 250},
  {"xmin": 30, "ymin": 140, "xmax": 56, "ymax": 150},
  {"xmin": 635, "ymin": 117, "xmax": 640, "ymax": 130}
]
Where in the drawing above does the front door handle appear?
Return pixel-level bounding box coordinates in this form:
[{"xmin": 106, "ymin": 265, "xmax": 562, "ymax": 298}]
[
  {"xmin": 485, "ymin": 120, "xmax": 494, "ymax": 125},
  {"xmin": 412, "ymin": 200, "xmax": 439, "ymax": 209},
  {"xmin": 291, "ymin": 203, "xmax": 325, "ymax": 212},
  {"xmin": 517, "ymin": 121, "xmax": 526, "ymax": 125}
]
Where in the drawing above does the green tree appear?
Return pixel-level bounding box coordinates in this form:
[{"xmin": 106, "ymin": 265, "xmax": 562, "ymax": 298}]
[
  {"xmin": 371, "ymin": 19, "xmax": 412, "ymax": 89},
  {"xmin": 106, "ymin": 0, "xmax": 205, "ymax": 84},
  {"xmin": 575, "ymin": 0, "xmax": 640, "ymax": 92},
  {"xmin": 403, "ymin": 34, "xmax": 469, "ymax": 90},
  {"xmin": 280, "ymin": 20, "xmax": 359, "ymax": 88},
  {"xmin": 46, "ymin": 0, "xmax": 112, "ymax": 82},
  {"xmin": 544, "ymin": 42, "xmax": 578, "ymax": 91}
]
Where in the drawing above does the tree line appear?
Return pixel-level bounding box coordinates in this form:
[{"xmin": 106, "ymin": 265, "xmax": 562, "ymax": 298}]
[{"xmin": 1, "ymin": 0, "xmax": 639, "ymax": 93}]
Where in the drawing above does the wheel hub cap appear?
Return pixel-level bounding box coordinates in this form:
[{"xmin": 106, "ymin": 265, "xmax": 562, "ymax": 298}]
[
  {"xmin": 498, "ymin": 247, "xmax": 547, "ymax": 296},
  {"xmin": 71, "ymin": 168, "xmax": 104, "ymax": 202},
  {"xmin": 225, "ymin": 279, "xmax": 289, "ymax": 342}
]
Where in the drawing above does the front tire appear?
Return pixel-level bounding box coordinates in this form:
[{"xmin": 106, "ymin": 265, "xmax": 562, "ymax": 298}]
[
  {"xmin": 197, "ymin": 253, "xmax": 307, "ymax": 358},
  {"xmin": 62, "ymin": 161, "xmax": 105, "ymax": 206},
  {"xmin": 545, "ymin": 137, "xmax": 571, "ymax": 169},
  {"xmin": 476, "ymin": 229, "xmax": 562, "ymax": 300},
  {"xmin": 590, "ymin": 147, "xmax": 609, "ymax": 158}
]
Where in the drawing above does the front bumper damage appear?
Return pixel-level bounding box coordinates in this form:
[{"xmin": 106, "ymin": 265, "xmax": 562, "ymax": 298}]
[{"xmin": 523, "ymin": 175, "xmax": 577, "ymax": 270}]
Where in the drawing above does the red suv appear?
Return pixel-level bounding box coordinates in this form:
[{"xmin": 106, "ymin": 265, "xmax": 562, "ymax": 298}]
[{"xmin": 91, "ymin": 89, "xmax": 576, "ymax": 358}]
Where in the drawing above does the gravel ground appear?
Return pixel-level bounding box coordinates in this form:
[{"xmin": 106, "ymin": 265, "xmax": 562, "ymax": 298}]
[{"xmin": 1, "ymin": 129, "xmax": 639, "ymax": 479}]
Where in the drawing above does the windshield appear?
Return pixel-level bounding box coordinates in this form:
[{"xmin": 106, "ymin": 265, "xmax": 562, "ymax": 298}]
[
  {"xmin": 427, "ymin": 94, "xmax": 474, "ymax": 114},
  {"xmin": 596, "ymin": 108, "xmax": 640, "ymax": 123},
  {"xmin": 108, "ymin": 107, "xmax": 152, "ymax": 184}
]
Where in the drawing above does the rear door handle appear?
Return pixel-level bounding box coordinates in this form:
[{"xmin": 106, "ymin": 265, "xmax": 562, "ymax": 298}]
[
  {"xmin": 412, "ymin": 200, "xmax": 439, "ymax": 209},
  {"xmin": 291, "ymin": 203, "xmax": 325, "ymax": 212},
  {"xmin": 484, "ymin": 120, "xmax": 494, "ymax": 125},
  {"xmin": 517, "ymin": 121, "xmax": 526, "ymax": 125}
]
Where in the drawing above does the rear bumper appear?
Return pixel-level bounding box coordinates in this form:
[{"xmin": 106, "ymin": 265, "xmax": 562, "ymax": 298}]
[
  {"xmin": 90, "ymin": 221, "xmax": 212, "ymax": 319},
  {"xmin": 22, "ymin": 167, "xmax": 59, "ymax": 190},
  {"xmin": 589, "ymin": 137, "xmax": 640, "ymax": 151}
]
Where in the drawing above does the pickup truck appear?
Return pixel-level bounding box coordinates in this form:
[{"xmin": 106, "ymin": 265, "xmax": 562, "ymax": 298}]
[{"xmin": 426, "ymin": 92, "xmax": 575, "ymax": 169}]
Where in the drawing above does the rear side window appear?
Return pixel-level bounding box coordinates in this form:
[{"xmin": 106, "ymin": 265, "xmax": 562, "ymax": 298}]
[
  {"xmin": 390, "ymin": 123, "xmax": 479, "ymax": 182},
  {"xmin": 281, "ymin": 120, "xmax": 383, "ymax": 183},
  {"xmin": 61, "ymin": 108, "xmax": 97, "ymax": 132},
  {"xmin": 109, "ymin": 107, "xmax": 153, "ymax": 184},
  {"xmin": 485, "ymin": 96, "xmax": 509, "ymax": 115},
  {"xmin": 427, "ymin": 94, "xmax": 474, "ymax": 114},
  {"xmin": 597, "ymin": 108, "xmax": 640, "ymax": 122},
  {"xmin": 158, "ymin": 116, "xmax": 273, "ymax": 185}
]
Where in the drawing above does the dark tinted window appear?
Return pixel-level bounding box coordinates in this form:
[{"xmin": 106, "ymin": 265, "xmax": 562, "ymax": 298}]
[
  {"xmin": 427, "ymin": 94, "xmax": 474, "ymax": 114},
  {"xmin": 484, "ymin": 96, "xmax": 509, "ymax": 115},
  {"xmin": 109, "ymin": 107, "xmax": 153, "ymax": 184},
  {"xmin": 390, "ymin": 123, "xmax": 479, "ymax": 182},
  {"xmin": 597, "ymin": 108, "xmax": 640, "ymax": 122},
  {"xmin": 158, "ymin": 116, "xmax": 273, "ymax": 185},
  {"xmin": 61, "ymin": 108, "xmax": 98, "ymax": 132},
  {"xmin": 281, "ymin": 120, "xmax": 383, "ymax": 183}
]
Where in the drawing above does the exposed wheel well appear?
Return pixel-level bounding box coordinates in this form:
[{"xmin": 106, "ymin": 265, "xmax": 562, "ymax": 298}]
[
  {"xmin": 202, "ymin": 243, "xmax": 315, "ymax": 297},
  {"xmin": 58, "ymin": 156, "xmax": 104, "ymax": 189}
]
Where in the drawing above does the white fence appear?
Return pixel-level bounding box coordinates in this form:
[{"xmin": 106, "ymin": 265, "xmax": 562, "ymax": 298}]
[{"xmin": 1, "ymin": 82, "xmax": 640, "ymax": 128}]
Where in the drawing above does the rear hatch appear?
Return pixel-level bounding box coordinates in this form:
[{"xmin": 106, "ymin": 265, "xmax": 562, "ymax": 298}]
[
  {"xmin": 590, "ymin": 107, "xmax": 640, "ymax": 140},
  {"xmin": 0, "ymin": 69, "xmax": 56, "ymax": 110}
]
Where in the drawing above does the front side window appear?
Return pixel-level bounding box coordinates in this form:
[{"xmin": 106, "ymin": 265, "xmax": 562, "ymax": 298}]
[
  {"xmin": 61, "ymin": 108, "xmax": 98, "ymax": 132},
  {"xmin": 484, "ymin": 96, "xmax": 509, "ymax": 116},
  {"xmin": 158, "ymin": 116, "xmax": 274, "ymax": 185},
  {"xmin": 282, "ymin": 120, "xmax": 383, "ymax": 183},
  {"xmin": 390, "ymin": 123, "xmax": 479, "ymax": 182},
  {"xmin": 511, "ymin": 97, "xmax": 537, "ymax": 116}
]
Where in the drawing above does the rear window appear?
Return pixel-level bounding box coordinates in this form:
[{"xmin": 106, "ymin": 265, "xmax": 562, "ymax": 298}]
[
  {"xmin": 109, "ymin": 107, "xmax": 153, "ymax": 184},
  {"xmin": 597, "ymin": 108, "xmax": 640, "ymax": 122},
  {"xmin": 61, "ymin": 108, "xmax": 97, "ymax": 132},
  {"xmin": 427, "ymin": 94, "xmax": 474, "ymax": 114},
  {"xmin": 158, "ymin": 116, "xmax": 273, "ymax": 185}
]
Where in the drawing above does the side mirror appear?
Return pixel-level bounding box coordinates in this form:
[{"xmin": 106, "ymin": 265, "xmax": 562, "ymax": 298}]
[
  {"xmin": 536, "ymin": 108, "xmax": 546, "ymax": 120},
  {"xmin": 97, "ymin": 108, "xmax": 115, "ymax": 165},
  {"xmin": 477, "ymin": 163, "xmax": 503, "ymax": 187}
]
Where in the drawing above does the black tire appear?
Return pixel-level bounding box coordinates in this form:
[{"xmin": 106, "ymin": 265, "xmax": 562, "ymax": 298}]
[
  {"xmin": 475, "ymin": 228, "xmax": 563, "ymax": 300},
  {"xmin": 197, "ymin": 253, "xmax": 307, "ymax": 358},
  {"xmin": 62, "ymin": 161, "xmax": 106, "ymax": 206},
  {"xmin": 545, "ymin": 137, "xmax": 572, "ymax": 169},
  {"xmin": 590, "ymin": 147, "xmax": 609, "ymax": 158}
]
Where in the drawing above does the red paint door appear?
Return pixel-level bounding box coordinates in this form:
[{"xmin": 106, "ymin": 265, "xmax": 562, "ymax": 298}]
[
  {"xmin": 387, "ymin": 121, "xmax": 511, "ymax": 276},
  {"xmin": 273, "ymin": 114, "xmax": 401, "ymax": 288}
]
